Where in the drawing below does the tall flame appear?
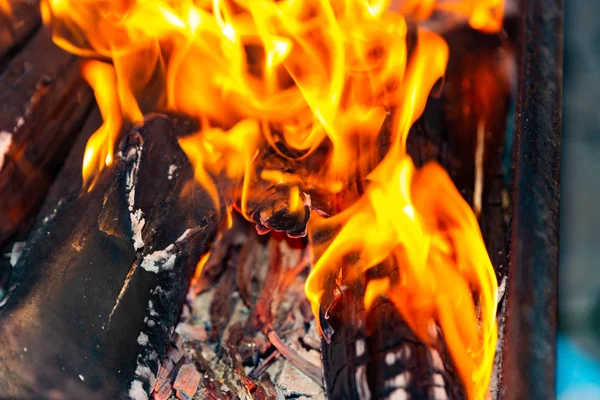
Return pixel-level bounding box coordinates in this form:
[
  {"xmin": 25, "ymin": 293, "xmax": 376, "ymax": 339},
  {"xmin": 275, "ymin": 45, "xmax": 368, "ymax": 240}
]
[
  {"xmin": 80, "ymin": 60, "xmax": 123, "ymax": 190},
  {"xmin": 43, "ymin": 0, "xmax": 504, "ymax": 398}
]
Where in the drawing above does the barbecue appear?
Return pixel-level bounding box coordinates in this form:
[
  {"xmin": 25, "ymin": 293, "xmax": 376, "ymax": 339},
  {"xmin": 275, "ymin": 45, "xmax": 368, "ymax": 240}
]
[{"xmin": 0, "ymin": 1, "xmax": 562, "ymax": 399}]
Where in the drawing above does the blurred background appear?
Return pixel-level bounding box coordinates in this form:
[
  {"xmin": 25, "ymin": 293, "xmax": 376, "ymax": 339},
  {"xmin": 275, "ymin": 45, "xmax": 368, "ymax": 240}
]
[{"xmin": 558, "ymin": 0, "xmax": 600, "ymax": 398}]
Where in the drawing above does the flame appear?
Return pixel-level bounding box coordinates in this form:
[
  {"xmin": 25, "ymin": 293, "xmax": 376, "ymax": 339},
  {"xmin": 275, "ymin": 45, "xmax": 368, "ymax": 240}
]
[
  {"xmin": 394, "ymin": 0, "xmax": 504, "ymax": 32},
  {"xmin": 80, "ymin": 60, "xmax": 123, "ymax": 190},
  {"xmin": 0, "ymin": 0, "xmax": 11, "ymax": 17},
  {"xmin": 192, "ymin": 250, "xmax": 211, "ymax": 282},
  {"xmin": 43, "ymin": 0, "xmax": 504, "ymax": 397}
]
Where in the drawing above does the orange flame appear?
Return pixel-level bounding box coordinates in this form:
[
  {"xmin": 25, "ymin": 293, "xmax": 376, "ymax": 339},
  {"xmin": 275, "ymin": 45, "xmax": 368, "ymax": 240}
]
[
  {"xmin": 393, "ymin": 0, "xmax": 504, "ymax": 32},
  {"xmin": 80, "ymin": 60, "xmax": 123, "ymax": 190},
  {"xmin": 0, "ymin": 0, "xmax": 11, "ymax": 17},
  {"xmin": 43, "ymin": 0, "xmax": 504, "ymax": 397}
]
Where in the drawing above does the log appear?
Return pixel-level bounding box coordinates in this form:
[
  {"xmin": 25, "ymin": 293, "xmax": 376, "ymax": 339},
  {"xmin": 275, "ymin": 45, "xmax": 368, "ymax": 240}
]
[
  {"xmin": 321, "ymin": 288, "xmax": 463, "ymax": 400},
  {"xmin": 0, "ymin": 0, "xmax": 41, "ymax": 68},
  {"xmin": 0, "ymin": 113, "xmax": 220, "ymax": 398},
  {"xmin": 0, "ymin": 27, "xmax": 94, "ymax": 251},
  {"xmin": 318, "ymin": 22, "xmax": 516, "ymax": 400}
]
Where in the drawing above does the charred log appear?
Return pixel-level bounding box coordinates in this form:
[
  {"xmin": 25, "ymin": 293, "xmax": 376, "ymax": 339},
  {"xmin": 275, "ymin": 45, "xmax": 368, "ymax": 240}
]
[
  {"xmin": 318, "ymin": 22, "xmax": 516, "ymax": 400},
  {"xmin": 0, "ymin": 114, "xmax": 219, "ymax": 398},
  {"xmin": 0, "ymin": 28, "xmax": 94, "ymax": 254},
  {"xmin": 321, "ymin": 288, "xmax": 463, "ymax": 400}
]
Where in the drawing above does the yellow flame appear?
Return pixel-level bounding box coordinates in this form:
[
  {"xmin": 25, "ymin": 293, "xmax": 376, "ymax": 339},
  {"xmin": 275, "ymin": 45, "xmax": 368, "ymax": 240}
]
[
  {"xmin": 80, "ymin": 61, "xmax": 123, "ymax": 190},
  {"xmin": 43, "ymin": 0, "xmax": 504, "ymax": 397},
  {"xmin": 394, "ymin": 0, "xmax": 504, "ymax": 32}
]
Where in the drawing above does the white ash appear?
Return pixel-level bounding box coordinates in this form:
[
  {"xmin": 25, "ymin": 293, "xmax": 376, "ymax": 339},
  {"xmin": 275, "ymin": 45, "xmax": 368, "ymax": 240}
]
[
  {"xmin": 355, "ymin": 365, "xmax": 372, "ymax": 400},
  {"xmin": 148, "ymin": 300, "xmax": 158, "ymax": 317},
  {"xmin": 384, "ymin": 372, "xmax": 411, "ymax": 389},
  {"xmin": 387, "ymin": 388, "xmax": 409, "ymax": 400},
  {"xmin": 167, "ymin": 164, "xmax": 177, "ymax": 180},
  {"xmin": 175, "ymin": 228, "xmax": 194, "ymax": 243},
  {"xmin": 151, "ymin": 286, "xmax": 167, "ymax": 296},
  {"xmin": 432, "ymin": 373, "xmax": 444, "ymax": 386},
  {"xmin": 274, "ymin": 359, "xmax": 325, "ymax": 400},
  {"xmin": 128, "ymin": 284, "xmax": 173, "ymax": 399},
  {"xmin": 137, "ymin": 332, "xmax": 149, "ymax": 346},
  {"xmin": 7, "ymin": 241, "xmax": 25, "ymax": 267},
  {"xmin": 0, "ymin": 131, "xmax": 12, "ymax": 171},
  {"xmin": 497, "ymin": 276, "xmax": 507, "ymax": 306},
  {"xmin": 384, "ymin": 345, "xmax": 411, "ymax": 366},
  {"xmin": 123, "ymin": 144, "xmax": 146, "ymax": 251},
  {"xmin": 131, "ymin": 210, "xmax": 146, "ymax": 252},
  {"xmin": 429, "ymin": 348, "xmax": 444, "ymax": 370},
  {"xmin": 128, "ymin": 360, "xmax": 156, "ymax": 400},
  {"xmin": 42, "ymin": 199, "xmax": 64, "ymax": 224},
  {"xmin": 128, "ymin": 379, "xmax": 148, "ymax": 400},
  {"xmin": 140, "ymin": 248, "xmax": 176, "ymax": 274},
  {"xmin": 140, "ymin": 229, "xmax": 195, "ymax": 274},
  {"xmin": 431, "ymin": 386, "xmax": 449, "ymax": 400},
  {"xmin": 355, "ymin": 339, "xmax": 366, "ymax": 357}
]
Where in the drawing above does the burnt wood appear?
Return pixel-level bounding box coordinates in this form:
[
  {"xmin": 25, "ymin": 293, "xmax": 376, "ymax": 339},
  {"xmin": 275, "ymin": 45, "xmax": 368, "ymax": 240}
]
[
  {"xmin": 500, "ymin": 0, "xmax": 563, "ymax": 399},
  {"xmin": 0, "ymin": 113, "xmax": 219, "ymax": 398},
  {"xmin": 0, "ymin": 28, "xmax": 94, "ymax": 251},
  {"xmin": 0, "ymin": 0, "xmax": 41, "ymax": 70},
  {"xmin": 318, "ymin": 22, "xmax": 517, "ymax": 400}
]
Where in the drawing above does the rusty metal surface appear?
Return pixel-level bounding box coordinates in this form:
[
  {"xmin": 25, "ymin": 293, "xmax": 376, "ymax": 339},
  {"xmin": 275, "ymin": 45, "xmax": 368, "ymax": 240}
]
[{"xmin": 501, "ymin": 0, "xmax": 563, "ymax": 399}]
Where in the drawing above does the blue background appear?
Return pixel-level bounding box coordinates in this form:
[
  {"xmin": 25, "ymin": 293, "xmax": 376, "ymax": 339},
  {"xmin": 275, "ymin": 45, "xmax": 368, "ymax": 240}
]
[{"xmin": 558, "ymin": 0, "xmax": 600, "ymax": 398}]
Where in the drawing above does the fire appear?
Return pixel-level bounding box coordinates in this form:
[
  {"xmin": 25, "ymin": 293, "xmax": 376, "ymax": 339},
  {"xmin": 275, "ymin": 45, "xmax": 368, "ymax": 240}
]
[
  {"xmin": 80, "ymin": 61, "xmax": 124, "ymax": 189},
  {"xmin": 0, "ymin": 0, "xmax": 11, "ymax": 17},
  {"xmin": 42, "ymin": 0, "xmax": 504, "ymax": 398},
  {"xmin": 395, "ymin": 0, "xmax": 504, "ymax": 32}
]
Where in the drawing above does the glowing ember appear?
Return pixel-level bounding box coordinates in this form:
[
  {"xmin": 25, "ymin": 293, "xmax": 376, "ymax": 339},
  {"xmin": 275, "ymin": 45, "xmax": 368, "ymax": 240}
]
[{"xmin": 42, "ymin": 0, "xmax": 504, "ymax": 398}]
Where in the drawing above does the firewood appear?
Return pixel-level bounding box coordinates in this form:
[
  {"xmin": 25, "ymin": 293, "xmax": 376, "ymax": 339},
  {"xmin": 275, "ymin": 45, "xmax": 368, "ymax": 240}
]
[
  {"xmin": 0, "ymin": 113, "xmax": 219, "ymax": 398},
  {"xmin": 0, "ymin": 28, "xmax": 94, "ymax": 251},
  {"xmin": 317, "ymin": 24, "xmax": 515, "ymax": 400}
]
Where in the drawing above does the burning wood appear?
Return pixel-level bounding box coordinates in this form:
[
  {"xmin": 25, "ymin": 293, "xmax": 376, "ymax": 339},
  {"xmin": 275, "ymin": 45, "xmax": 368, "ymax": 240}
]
[
  {"xmin": 0, "ymin": 28, "xmax": 93, "ymax": 249},
  {"xmin": 0, "ymin": 115, "xmax": 219, "ymax": 398},
  {"xmin": 0, "ymin": 0, "xmax": 557, "ymax": 399}
]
